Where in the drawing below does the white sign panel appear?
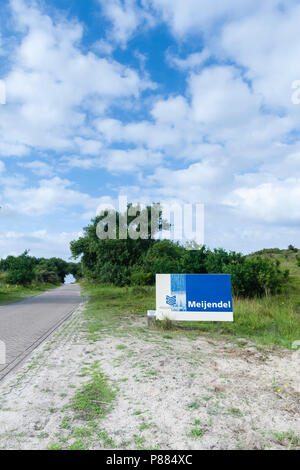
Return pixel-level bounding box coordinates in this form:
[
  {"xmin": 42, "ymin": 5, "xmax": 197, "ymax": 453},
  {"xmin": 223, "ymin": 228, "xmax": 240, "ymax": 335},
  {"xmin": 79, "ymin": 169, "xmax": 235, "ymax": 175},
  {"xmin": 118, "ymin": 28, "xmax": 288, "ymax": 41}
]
[{"xmin": 156, "ymin": 274, "xmax": 233, "ymax": 322}]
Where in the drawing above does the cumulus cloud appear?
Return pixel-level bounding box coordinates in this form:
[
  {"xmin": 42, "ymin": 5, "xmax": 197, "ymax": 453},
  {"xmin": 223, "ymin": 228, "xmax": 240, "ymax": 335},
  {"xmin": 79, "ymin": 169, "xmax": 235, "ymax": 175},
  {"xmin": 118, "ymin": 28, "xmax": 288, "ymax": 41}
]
[
  {"xmin": 2, "ymin": 176, "xmax": 101, "ymax": 217},
  {"xmin": 0, "ymin": 229, "xmax": 82, "ymax": 260},
  {"xmin": 0, "ymin": 0, "xmax": 153, "ymax": 158},
  {"xmin": 62, "ymin": 148, "xmax": 163, "ymax": 173},
  {"xmin": 1, "ymin": 0, "xmax": 300, "ymax": 256},
  {"xmin": 98, "ymin": 0, "xmax": 155, "ymax": 46},
  {"xmin": 149, "ymin": 0, "xmax": 258, "ymax": 36},
  {"xmin": 220, "ymin": 1, "xmax": 300, "ymax": 111},
  {"xmin": 167, "ymin": 49, "xmax": 210, "ymax": 70},
  {"xmin": 189, "ymin": 66, "xmax": 260, "ymax": 126},
  {"xmin": 227, "ymin": 178, "xmax": 300, "ymax": 224},
  {"xmin": 18, "ymin": 160, "xmax": 55, "ymax": 177}
]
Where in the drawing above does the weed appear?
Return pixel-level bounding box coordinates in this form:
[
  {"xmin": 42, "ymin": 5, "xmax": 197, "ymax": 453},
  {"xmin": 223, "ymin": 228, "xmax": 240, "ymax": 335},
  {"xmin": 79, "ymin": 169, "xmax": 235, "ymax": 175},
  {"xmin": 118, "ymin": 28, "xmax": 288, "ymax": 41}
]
[
  {"xmin": 98, "ymin": 430, "xmax": 117, "ymax": 448},
  {"xmin": 71, "ymin": 427, "xmax": 92, "ymax": 438},
  {"xmin": 273, "ymin": 430, "xmax": 300, "ymax": 450},
  {"xmin": 190, "ymin": 420, "xmax": 206, "ymax": 439},
  {"xmin": 68, "ymin": 439, "xmax": 86, "ymax": 450},
  {"xmin": 71, "ymin": 365, "xmax": 115, "ymax": 421},
  {"xmin": 188, "ymin": 400, "xmax": 201, "ymax": 409},
  {"xmin": 47, "ymin": 442, "xmax": 62, "ymax": 451},
  {"xmin": 227, "ymin": 407, "xmax": 243, "ymax": 417},
  {"xmin": 134, "ymin": 435, "xmax": 146, "ymax": 449},
  {"xmin": 61, "ymin": 417, "xmax": 71, "ymax": 430}
]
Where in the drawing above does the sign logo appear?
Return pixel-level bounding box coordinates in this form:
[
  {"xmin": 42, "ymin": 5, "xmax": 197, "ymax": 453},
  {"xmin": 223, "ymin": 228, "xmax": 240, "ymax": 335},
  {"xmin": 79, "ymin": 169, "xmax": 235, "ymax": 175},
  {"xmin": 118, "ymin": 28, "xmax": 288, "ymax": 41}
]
[{"xmin": 166, "ymin": 295, "xmax": 177, "ymax": 307}]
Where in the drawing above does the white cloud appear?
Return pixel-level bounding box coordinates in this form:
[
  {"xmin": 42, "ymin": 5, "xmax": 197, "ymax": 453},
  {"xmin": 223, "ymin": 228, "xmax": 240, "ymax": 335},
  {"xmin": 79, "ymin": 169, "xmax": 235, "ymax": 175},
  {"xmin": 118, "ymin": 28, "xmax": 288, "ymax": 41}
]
[
  {"xmin": 0, "ymin": 0, "xmax": 153, "ymax": 158},
  {"xmin": 1, "ymin": 0, "xmax": 300, "ymax": 257},
  {"xmin": 63, "ymin": 148, "xmax": 163, "ymax": 173},
  {"xmin": 227, "ymin": 178, "xmax": 300, "ymax": 224},
  {"xmin": 0, "ymin": 229, "xmax": 81, "ymax": 260},
  {"xmin": 144, "ymin": 159, "xmax": 227, "ymax": 202},
  {"xmin": 220, "ymin": 1, "xmax": 300, "ymax": 111},
  {"xmin": 103, "ymin": 148, "xmax": 163, "ymax": 172},
  {"xmin": 167, "ymin": 49, "xmax": 210, "ymax": 70},
  {"xmin": 149, "ymin": 0, "xmax": 257, "ymax": 36},
  {"xmin": 190, "ymin": 66, "xmax": 260, "ymax": 126},
  {"xmin": 19, "ymin": 160, "xmax": 55, "ymax": 177},
  {"xmin": 261, "ymin": 151, "xmax": 300, "ymax": 179},
  {"xmin": 2, "ymin": 176, "xmax": 101, "ymax": 217},
  {"xmin": 151, "ymin": 96, "xmax": 189, "ymax": 122},
  {"xmin": 98, "ymin": 0, "xmax": 155, "ymax": 46}
]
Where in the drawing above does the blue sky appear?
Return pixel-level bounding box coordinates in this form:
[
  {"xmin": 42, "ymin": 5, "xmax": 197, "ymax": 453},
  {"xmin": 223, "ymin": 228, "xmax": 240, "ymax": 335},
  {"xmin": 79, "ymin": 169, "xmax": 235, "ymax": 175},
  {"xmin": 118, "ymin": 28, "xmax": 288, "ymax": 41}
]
[{"xmin": 0, "ymin": 0, "xmax": 300, "ymax": 259}]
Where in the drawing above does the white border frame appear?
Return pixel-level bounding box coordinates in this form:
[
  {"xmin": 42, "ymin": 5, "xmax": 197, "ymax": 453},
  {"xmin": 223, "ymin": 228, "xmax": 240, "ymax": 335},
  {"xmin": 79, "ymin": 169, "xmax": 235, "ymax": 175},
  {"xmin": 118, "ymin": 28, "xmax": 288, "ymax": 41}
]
[{"xmin": 155, "ymin": 309, "xmax": 233, "ymax": 322}]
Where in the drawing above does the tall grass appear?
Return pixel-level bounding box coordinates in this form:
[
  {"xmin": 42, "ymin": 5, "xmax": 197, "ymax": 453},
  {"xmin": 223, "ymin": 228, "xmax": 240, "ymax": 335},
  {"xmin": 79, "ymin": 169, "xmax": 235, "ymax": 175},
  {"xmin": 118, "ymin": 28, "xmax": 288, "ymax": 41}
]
[
  {"xmin": 0, "ymin": 282, "xmax": 61, "ymax": 305},
  {"xmin": 82, "ymin": 281, "xmax": 300, "ymax": 349},
  {"xmin": 220, "ymin": 295, "xmax": 300, "ymax": 348}
]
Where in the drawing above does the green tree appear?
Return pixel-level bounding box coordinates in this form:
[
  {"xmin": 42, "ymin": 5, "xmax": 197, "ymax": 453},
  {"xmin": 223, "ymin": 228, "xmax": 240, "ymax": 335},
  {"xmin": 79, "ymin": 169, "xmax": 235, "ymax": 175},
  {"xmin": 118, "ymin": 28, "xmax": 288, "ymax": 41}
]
[
  {"xmin": 4, "ymin": 251, "xmax": 37, "ymax": 285},
  {"xmin": 70, "ymin": 204, "xmax": 166, "ymax": 286},
  {"xmin": 225, "ymin": 256, "xmax": 289, "ymax": 298}
]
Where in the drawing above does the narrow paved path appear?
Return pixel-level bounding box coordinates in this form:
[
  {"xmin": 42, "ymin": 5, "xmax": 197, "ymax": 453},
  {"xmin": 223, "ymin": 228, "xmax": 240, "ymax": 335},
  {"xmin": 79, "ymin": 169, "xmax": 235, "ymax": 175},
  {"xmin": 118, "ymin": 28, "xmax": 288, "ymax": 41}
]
[{"xmin": 0, "ymin": 284, "xmax": 81, "ymax": 381}]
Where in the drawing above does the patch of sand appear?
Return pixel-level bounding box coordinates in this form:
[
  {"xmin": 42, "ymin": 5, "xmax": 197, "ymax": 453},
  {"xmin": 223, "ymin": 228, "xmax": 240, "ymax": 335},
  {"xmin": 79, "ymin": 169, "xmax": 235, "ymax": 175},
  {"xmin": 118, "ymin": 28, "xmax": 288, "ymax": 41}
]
[{"xmin": 0, "ymin": 305, "xmax": 299, "ymax": 450}]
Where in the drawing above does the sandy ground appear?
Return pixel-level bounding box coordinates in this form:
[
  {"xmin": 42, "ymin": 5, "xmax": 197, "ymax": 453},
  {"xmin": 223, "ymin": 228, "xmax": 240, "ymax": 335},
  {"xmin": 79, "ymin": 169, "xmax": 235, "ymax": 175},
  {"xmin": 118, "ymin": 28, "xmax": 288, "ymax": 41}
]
[{"xmin": 0, "ymin": 303, "xmax": 299, "ymax": 450}]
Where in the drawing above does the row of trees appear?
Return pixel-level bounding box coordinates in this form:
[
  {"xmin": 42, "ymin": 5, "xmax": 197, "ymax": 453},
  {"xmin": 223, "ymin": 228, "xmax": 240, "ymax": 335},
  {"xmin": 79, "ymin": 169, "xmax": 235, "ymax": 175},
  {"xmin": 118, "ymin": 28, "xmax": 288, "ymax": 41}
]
[
  {"xmin": 0, "ymin": 251, "xmax": 81, "ymax": 286},
  {"xmin": 70, "ymin": 207, "xmax": 289, "ymax": 298}
]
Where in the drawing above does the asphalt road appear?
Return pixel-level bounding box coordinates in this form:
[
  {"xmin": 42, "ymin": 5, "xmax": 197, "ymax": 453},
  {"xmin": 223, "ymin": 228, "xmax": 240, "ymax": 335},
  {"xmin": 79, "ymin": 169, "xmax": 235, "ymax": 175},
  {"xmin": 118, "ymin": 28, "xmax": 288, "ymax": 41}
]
[{"xmin": 0, "ymin": 284, "xmax": 82, "ymax": 381}]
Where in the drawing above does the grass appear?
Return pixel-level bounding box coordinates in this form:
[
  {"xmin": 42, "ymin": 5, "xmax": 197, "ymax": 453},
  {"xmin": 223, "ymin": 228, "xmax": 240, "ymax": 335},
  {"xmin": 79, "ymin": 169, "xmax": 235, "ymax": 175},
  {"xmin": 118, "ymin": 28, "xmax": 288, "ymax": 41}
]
[
  {"xmin": 47, "ymin": 362, "xmax": 116, "ymax": 450},
  {"xmin": 188, "ymin": 400, "xmax": 201, "ymax": 410},
  {"xmin": 214, "ymin": 293, "xmax": 300, "ymax": 348},
  {"xmin": 189, "ymin": 420, "xmax": 206, "ymax": 439},
  {"xmin": 82, "ymin": 274, "xmax": 300, "ymax": 349},
  {"xmin": 0, "ymin": 282, "xmax": 61, "ymax": 305},
  {"xmin": 71, "ymin": 363, "xmax": 115, "ymax": 421},
  {"xmin": 47, "ymin": 442, "xmax": 62, "ymax": 451},
  {"xmin": 181, "ymin": 296, "xmax": 300, "ymax": 348},
  {"xmin": 81, "ymin": 282, "xmax": 155, "ymax": 340},
  {"xmin": 97, "ymin": 430, "xmax": 117, "ymax": 448},
  {"xmin": 179, "ymin": 254, "xmax": 300, "ymax": 348},
  {"xmin": 68, "ymin": 439, "xmax": 87, "ymax": 450},
  {"xmin": 227, "ymin": 407, "xmax": 243, "ymax": 417},
  {"xmin": 272, "ymin": 430, "xmax": 300, "ymax": 450}
]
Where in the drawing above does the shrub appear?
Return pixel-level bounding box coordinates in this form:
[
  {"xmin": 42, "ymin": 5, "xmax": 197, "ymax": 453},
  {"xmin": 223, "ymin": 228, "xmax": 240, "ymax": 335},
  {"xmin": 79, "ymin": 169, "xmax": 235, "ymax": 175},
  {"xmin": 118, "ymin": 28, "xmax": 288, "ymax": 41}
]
[
  {"xmin": 5, "ymin": 268, "xmax": 35, "ymax": 286},
  {"xmin": 288, "ymin": 244, "xmax": 298, "ymax": 252},
  {"xmin": 225, "ymin": 256, "xmax": 289, "ymax": 298},
  {"xmin": 34, "ymin": 267, "xmax": 60, "ymax": 284},
  {"xmin": 4, "ymin": 251, "xmax": 37, "ymax": 285},
  {"xmin": 131, "ymin": 271, "xmax": 153, "ymax": 286},
  {"xmin": 70, "ymin": 205, "xmax": 290, "ymax": 297},
  {"xmin": 0, "ymin": 251, "xmax": 80, "ymax": 286},
  {"xmin": 142, "ymin": 240, "xmax": 184, "ymax": 276}
]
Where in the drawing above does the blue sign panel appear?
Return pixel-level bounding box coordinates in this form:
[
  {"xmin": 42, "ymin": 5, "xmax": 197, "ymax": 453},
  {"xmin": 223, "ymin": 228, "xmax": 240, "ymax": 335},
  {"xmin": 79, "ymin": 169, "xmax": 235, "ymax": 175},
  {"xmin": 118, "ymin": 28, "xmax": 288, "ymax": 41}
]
[{"xmin": 185, "ymin": 274, "xmax": 232, "ymax": 312}]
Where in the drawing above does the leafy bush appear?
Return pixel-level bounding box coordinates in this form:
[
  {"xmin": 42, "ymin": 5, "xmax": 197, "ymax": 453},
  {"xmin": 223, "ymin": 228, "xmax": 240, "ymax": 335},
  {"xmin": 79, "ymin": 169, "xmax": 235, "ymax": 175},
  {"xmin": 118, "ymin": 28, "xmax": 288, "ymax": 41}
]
[
  {"xmin": 0, "ymin": 251, "xmax": 81, "ymax": 287},
  {"xmin": 204, "ymin": 248, "xmax": 243, "ymax": 274},
  {"xmin": 34, "ymin": 266, "xmax": 60, "ymax": 284},
  {"xmin": 180, "ymin": 246, "xmax": 207, "ymax": 274},
  {"xmin": 70, "ymin": 204, "xmax": 290, "ymax": 297},
  {"xmin": 131, "ymin": 271, "xmax": 153, "ymax": 286},
  {"xmin": 225, "ymin": 256, "xmax": 289, "ymax": 298},
  {"xmin": 141, "ymin": 240, "xmax": 184, "ymax": 276},
  {"xmin": 3, "ymin": 251, "xmax": 37, "ymax": 285}
]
